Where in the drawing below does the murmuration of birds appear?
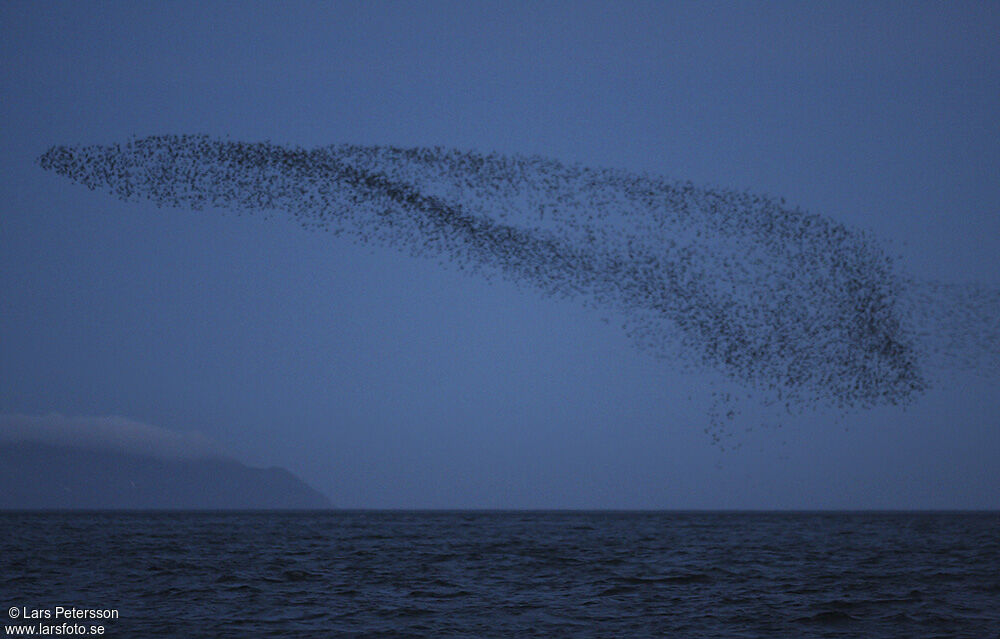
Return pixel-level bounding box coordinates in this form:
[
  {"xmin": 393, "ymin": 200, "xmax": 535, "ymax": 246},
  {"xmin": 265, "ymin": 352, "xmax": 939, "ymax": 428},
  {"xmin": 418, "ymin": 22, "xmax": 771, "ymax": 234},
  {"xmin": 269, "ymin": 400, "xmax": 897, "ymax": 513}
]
[{"xmin": 36, "ymin": 135, "xmax": 999, "ymax": 441}]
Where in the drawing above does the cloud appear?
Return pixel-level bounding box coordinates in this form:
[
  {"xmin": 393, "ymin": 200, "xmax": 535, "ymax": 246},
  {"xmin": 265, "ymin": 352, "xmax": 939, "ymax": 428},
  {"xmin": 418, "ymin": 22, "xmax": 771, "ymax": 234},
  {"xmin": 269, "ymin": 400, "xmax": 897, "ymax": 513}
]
[{"xmin": 0, "ymin": 413, "xmax": 223, "ymax": 460}]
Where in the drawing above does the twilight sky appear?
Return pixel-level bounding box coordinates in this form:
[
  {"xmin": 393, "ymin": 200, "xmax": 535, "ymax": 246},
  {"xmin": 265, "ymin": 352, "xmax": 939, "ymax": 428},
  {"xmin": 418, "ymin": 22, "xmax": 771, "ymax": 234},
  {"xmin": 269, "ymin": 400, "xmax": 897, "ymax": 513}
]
[{"xmin": 2, "ymin": 1, "xmax": 998, "ymax": 508}]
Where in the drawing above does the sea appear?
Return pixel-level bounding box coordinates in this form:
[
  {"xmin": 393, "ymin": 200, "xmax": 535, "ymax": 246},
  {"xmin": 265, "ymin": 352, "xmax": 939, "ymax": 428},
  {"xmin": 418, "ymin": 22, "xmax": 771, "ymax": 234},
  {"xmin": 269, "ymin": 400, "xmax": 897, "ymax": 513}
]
[{"xmin": 2, "ymin": 511, "xmax": 998, "ymax": 638}]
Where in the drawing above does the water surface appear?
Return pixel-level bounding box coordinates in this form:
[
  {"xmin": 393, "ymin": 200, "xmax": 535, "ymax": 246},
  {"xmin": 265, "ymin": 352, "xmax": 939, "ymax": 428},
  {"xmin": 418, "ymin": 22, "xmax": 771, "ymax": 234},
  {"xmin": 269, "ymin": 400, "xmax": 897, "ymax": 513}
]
[{"xmin": 2, "ymin": 511, "xmax": 998, "ymax": 637}]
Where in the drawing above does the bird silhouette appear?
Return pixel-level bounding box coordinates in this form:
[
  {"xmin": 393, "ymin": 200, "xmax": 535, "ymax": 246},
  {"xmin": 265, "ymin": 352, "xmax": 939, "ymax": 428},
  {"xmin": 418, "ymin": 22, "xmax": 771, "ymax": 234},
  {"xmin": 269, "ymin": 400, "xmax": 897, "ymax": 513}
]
[{"xmin": 36, "ymin": 135, "xmax": 1000, "ymax": 430}]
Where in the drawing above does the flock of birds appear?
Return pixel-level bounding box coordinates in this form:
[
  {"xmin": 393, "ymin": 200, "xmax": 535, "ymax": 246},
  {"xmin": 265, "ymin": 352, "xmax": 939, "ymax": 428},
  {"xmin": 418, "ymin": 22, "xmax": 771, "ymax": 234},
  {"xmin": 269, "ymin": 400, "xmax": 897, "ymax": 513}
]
[{"xmin": 37, "ymin": 135, "xmax": 998, "ymax": 438}]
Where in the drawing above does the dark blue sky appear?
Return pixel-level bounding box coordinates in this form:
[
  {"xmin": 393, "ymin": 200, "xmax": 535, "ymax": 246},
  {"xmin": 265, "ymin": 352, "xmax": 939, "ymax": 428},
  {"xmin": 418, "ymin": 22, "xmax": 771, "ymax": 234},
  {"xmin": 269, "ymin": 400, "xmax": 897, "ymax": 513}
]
[{"xmin": 2, "ymin": 1, "xmax": 998, "ymax": 508}]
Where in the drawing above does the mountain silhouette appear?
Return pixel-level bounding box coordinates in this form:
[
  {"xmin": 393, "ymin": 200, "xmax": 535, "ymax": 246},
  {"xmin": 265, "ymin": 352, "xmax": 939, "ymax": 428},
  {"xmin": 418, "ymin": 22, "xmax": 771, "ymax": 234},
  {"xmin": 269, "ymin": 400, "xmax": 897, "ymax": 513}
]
[{"xmin": 0, "ymin": 441, "xmax": 332, "ymax": 509}]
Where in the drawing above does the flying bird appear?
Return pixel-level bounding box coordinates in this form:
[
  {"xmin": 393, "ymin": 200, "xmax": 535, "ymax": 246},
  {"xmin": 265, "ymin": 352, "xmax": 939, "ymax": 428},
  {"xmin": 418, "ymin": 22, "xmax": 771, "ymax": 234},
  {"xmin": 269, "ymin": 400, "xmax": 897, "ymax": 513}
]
[{"xmin": 37, "ymin": 135, "xmax": 998, "ymax": 420}]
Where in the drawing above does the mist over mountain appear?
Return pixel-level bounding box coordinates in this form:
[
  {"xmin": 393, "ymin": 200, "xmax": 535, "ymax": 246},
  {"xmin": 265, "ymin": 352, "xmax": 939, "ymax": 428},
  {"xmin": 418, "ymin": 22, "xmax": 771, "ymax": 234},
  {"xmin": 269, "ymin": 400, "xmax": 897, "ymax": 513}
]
[{"xmin": 0, "ymin": 415, "xmax": 332, "ymax": 509}]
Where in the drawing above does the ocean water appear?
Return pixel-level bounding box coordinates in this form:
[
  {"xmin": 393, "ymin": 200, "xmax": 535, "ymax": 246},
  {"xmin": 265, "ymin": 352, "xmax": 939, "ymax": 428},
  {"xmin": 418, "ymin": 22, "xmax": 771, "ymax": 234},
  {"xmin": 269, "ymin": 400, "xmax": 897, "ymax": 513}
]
[{"xmin": 2, "ymin": 512, "xmax": 998, "ymax": 638}]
